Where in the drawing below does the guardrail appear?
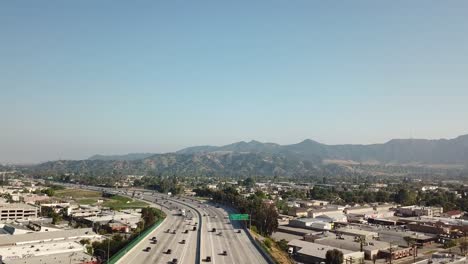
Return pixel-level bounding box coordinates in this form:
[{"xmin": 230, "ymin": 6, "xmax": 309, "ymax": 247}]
[
  {"xmin": 108, "ymin": 218, "xmax": 164, "ymax": 264},
  {"xmin": 161, "ymin": 195, "xmax": 202, "ymax": 264},
  {"xmin": 244, "ymin": 229, "xmax": 276, "ymax": 264}
]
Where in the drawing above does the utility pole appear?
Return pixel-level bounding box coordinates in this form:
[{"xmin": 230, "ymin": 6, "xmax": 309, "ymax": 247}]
[
  {"xmin": 389, "ymin": 242, "xmax": 393, "ymax": 264},
  {"xmin": 107, "ymin": 236, "xmax": 111, "ymax": 264}
]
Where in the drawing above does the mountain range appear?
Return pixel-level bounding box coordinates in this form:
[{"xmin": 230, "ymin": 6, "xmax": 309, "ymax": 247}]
[
  {"xmin": 90, "ymin": 134, "xmax": 468, "ymax": 165},
  {"xmin": 29, "ymin": 134, "xmax": 468, "ymax": 178}
]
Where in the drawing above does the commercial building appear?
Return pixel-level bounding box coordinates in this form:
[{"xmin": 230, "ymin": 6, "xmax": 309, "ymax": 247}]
[
  {"xmin": 288, "ymin": 239, "xmax": 364, "ymax": 264},
  {"xmin": 308, "ymin": 208, "xmax": 343, "ymax": 218},
  {"xmin": 443, "ymin": 210, "xmax": 463, "ymax": 219},
  {"xmin": 316, "ymin": 212, "xmax": 348, "ymax": 223},
  {"xmin": 344, "ymin": 206, "xmax": 375, "ymax": 215},
  {"xmin": 289, "ymin": 218, "xmax": 333, "ymax": 230},
  {"xmin": 0, "ymin": 228, "xmax": 100, "ymax": 247},
  {"xmin": 335, "ymin": 228, "xmax": 378, "ymax": 240},
  {"xmin": 22, "ymin": 194, "xmax": 50, "ymax": 204},
  {"xmin": 66, "ymin": 205, "xmax": 101, "ymax": 218},
  {"xmin": 288, "ymin": 207, "xmax": 309, "ymax": 217},
  {"xmin": 83, "ymin": 211, "xmax": 141, "ymax": 227},
  {"xmin": 311, "ymin": 234, "xmax": 406, "ymax": 260},
  {"xmin": 0, "ymin": 203, "xmax": 38, "ymax": 221},
  {"xmin": 396, "ymin": 206, "xmax": 443, "ymax": 217},
  {"xmin": 2, "ymin": 251, "xmax": 98, "ymax": 264},
  {"xmin": 0, "ymin": 241, "xmax": 86, "ymax": 261}
]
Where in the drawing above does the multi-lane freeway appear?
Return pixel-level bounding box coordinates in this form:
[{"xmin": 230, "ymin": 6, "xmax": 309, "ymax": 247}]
[
  {"xmin": 67, "ymin": 184, "xmax": 269, "ymax": 264},
  {"xmin": 201, "ymin": 203, "xmax": 268, "ymax": 264},
  {"xmin": 118, "ymin": 195, "xmax": 199, "ymax": 264}
]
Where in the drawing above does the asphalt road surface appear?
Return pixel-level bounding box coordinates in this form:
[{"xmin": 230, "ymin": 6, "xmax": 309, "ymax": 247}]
[
  {"xmin": 120, "ymin": 198, "xmax": 198, "ymax": 264},
  {"xmin": 200, "ymin": 203, "xmax": 268, "ymax": 264},
  {"xmin": 64, "ymin": 184, "xmax": 268, "ymax": 264}
]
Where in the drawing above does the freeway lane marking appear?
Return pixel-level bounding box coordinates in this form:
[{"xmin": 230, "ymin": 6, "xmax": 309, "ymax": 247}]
[
  {"xmin": 179, "ymin": 217, "xmax": 195, "ymax": 264},
  {"xmin": 207, "ymin": 215, "xmax": 217, "ymax": 264}
]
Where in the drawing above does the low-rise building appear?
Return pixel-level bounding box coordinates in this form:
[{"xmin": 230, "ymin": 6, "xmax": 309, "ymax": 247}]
[
  {"xmin": 22, "ymin": 194, "xmax": 50, "ymax": 204},
  {"xmin": 335, "ymin": 228, "xmax": 378, "ymax": 240},
  {"xmin": 344, "ymin": 206, "xmax": 374, "ymax": 215},
  {"xmin": 2, "ymin": 251, "xmax": 98, "ymax": 264},
  {"xmin": 67, "ymin": 205, "xmax": 101, "ymax": 218},
  {"xmin": 0, "ymin": 228, "xmax": 100, "ymax": 247},
  {"xmin": 443, "ymin": 210, "xmax": 463, "ymax": 219},
  {"xmin": 288, "ymin": 207, "xmax": 309, "ymax": 217},
  {"xmin": 0, "ymin": 203, "xmax": 38, "ymax": 221},
  {"xmin": 84, "ymin": 212, "xmax": 141, "ymax": 230},
  {"xmin": 316, "ymin": 212, "xmax": 347, "ymax": 223},
  {"xmin": 397, "ymin": 206, "xmax": 443, "ymax": 217},
  {"xmin": 289, "ymin": 218, "xmax": 333, "ymax": 230},
  {"xmin": 312, "ymin": 234, "xmax": 401, "ymax": 260},
  {"xmin": 0, "ymin": 241, "xmax": 86, "ymax": 262},
  {"xmin": 288, "ymin": 239, "xmax": 364, "ymax": 264},
  {"xmin": 308, "ymin": 208, "xmax": 343, "ymax": 218}
]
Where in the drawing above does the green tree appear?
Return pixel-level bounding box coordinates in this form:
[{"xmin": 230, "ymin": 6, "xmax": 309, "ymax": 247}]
[
  {"xmin": 326, "ymin": 249, "xmax": 344, "ymax": 264},
  {"xmin": 243, "ymin": 177, "xmax": 255, "ymax": 188},
  {"xmin": 459, "ymin": 240, "xmax": 468, "ymax": 254},
  {"xmin": 277, "ymin": 239, "xmax": 289, "ymax": 252},
  {"xmin": 396, "ymin": 188, "xmax": 417, "ymax": 205},
  {"xmin": 264, "ymin": 238, "xmax": 272, "ymax": 249},
  {"xmin": 444, "ymin": 240, "xmax": 457, "ymax": 249},
  {"xmin": 403, "ymin": 236, "xmax": 415, "ymax": 247}
]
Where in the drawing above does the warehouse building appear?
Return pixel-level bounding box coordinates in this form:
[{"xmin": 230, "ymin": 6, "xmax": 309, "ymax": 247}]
[
  {"xmin": 288, "ymin": 239, "xmax": 364, "ymax": 264},
  {"xmin": 289, "ymin": 218, "xmax": 333, "ymax": 230}
]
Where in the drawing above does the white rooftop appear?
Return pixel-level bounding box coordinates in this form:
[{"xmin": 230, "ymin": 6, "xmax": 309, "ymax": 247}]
[
  {"xmin": 288, "ymin": 239, "xmax": 354, "ymax": 258},
  {"xmin": 3, "ymin": 251, "xmax": 95, "ymax": 264},
  {"xmin": 0, "ymin": 228, "xmax": 99, "ymax": 246},
  {"xmin": 0, "ymin": 241, "xmax": 85, "ymax": 260}
]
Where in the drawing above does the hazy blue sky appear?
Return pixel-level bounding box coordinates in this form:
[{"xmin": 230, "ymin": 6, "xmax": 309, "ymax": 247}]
[{"xmin": 1, "ymin": 1, "xmax": 467, "ymax": 163}]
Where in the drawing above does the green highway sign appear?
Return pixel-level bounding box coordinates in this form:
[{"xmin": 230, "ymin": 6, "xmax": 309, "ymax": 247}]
[{"xmin": 229, "ymin": 214, "xmax": 249, "ymax": 220}]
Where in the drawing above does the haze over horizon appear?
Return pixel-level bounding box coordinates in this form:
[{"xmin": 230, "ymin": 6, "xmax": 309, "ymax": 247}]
[{"xmin": 1, "ymin": 1, "xmax": 468, "ymax": 164}]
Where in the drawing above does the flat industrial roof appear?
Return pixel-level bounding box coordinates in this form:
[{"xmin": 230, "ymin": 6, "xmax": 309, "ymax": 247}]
[
  {"xmin": 0, "ymin": 203, "xmax": 38, "ymax": 210},
  {"xmin": 288, "ymin": 239, "xmax": 354, "ymax": 258},
  {"xmin": 84, "ymin": 212, "xmax": 141, "ymax": 223},
  {"xmin": 0, "ymin": 228, "xmax": 99, "ymax": 246},
  {"xmin": 337, "ymin": 227, "xmax": 378, "ymax": 237},
  {"xmin": 291, "ymin": 218, "xmax": 329, "ymax": 223},
  {"xmin": 315, "ymin": 235, "xmax": 392, "ymax": 251},
  {"xmin": 3, "ymin": 251, "xmax": 96, "ymax": 264},
  {"xmin": 0, "ymin": 241, "xmax": 85, "ymax": 259}
]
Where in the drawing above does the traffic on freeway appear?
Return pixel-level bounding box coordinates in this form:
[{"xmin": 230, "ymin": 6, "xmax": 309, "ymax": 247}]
[{"xmin": 62, "ymin": 183, "xmax": 269, "ymax": 264}]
